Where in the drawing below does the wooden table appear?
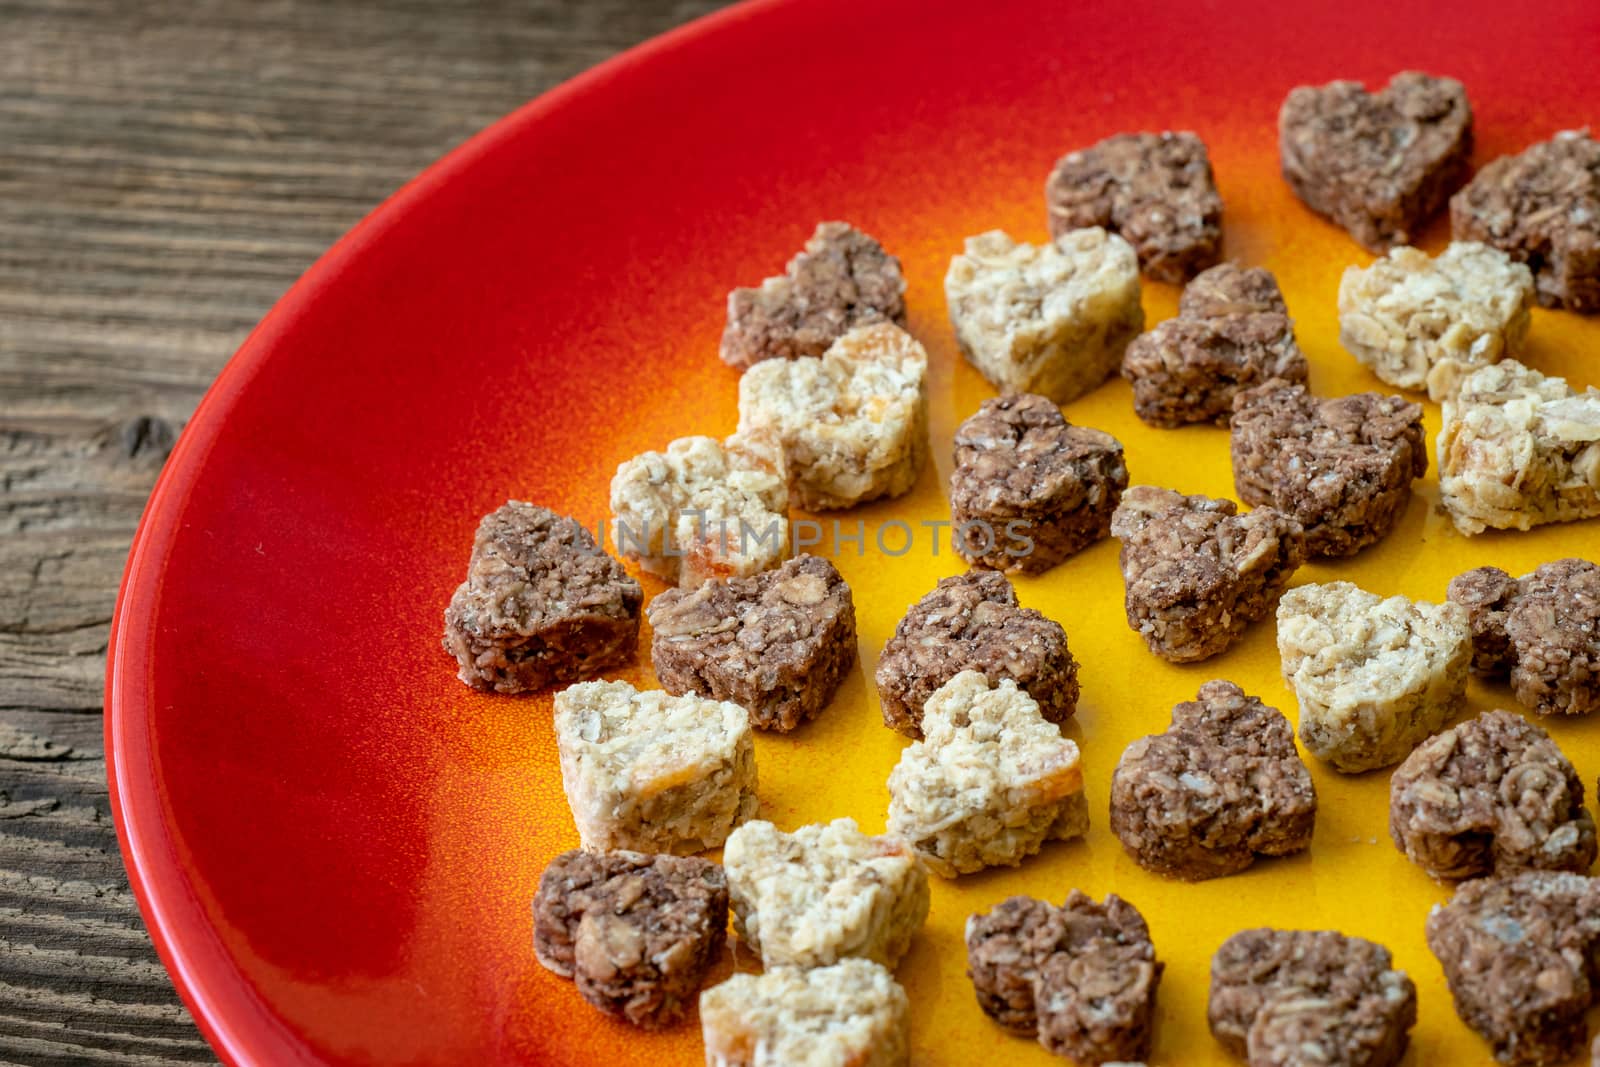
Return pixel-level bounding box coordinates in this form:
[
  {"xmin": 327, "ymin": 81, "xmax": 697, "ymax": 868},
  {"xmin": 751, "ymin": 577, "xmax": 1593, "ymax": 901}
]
[{"xmin": 0, "ymin": 2, "xmax": 725, "ymax": 1061}]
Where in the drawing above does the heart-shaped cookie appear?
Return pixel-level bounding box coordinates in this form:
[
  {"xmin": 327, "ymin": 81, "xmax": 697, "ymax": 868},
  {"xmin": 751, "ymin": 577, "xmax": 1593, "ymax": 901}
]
[
  {"xmin": 1110, "ymin": 680, "xmax": 1317, "ymax": 880},
  {"xmin": 1210, "ymin": 929, "xmax": 1418, "ymax": 1067},
  {"xmin": 532, "ymin": 849, "xmax": 728, "ymax": 1030},
  {"xmin": 442, "ymin": 501, "xmax": 641, "ymax": 693},
  {"xmin": 648, "ymin": 553, "xmax": 858, "ymax": 733},
  {"xmin": 1109, "ymin": 486, "xmax": 1306, "ymax": 663},
  {"xmin": 1452, "ymin": 130, "xmax": 1600, "ymax": 311},
  {"xmin": 1449, "ymin": 559, "xmax": 1600, "ymax": 716},
  {"xmin": 1046, "ymin": 130, "xmax": 1224, "ymax": 282},
  {"xmin": 949, "ymin": 393, "xmax": 1128, "ymax": 573},
  {"xmin": 1279, "ymin": 71, "xmax": 1472, "ymax": 252},
  {"xmin": 875, "ymin": 568, "xmax": 1078, "ymax": 736},
  {"xmin": 719, "ymin": 221, "xmax": 907, "ymax": 370},
  {"xmin": 722, "ymin": 818, "xmax": 930, "ymax": 970},
  {"xmin": 966, "ymin": 891, "xmax": 1163, "ymax": 1063},
  {"xmin": 1122, "ymin": 263, "xmax": 1308, "ymax": 428},
  {"xmin": 1231, "ymin": 380, "xmax": 1426, "ymax": 559},
  {"xmin": 1390, "ymin": 710, "xmax": 1596, "ymax": 881},
  {"xmin": 887, "ymin": 672, "xmax": 1086, "ymax": 877},
  {"xmin": 1427, "ymin": 871, "xmax": 1600, "ymax": 1066}
]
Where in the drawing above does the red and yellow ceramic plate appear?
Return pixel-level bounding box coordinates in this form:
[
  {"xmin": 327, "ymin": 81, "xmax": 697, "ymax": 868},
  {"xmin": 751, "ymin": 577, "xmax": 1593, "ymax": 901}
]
[{"xmin": 107, "ymin": 0, "xmax": 1600, "ymax": 1062}]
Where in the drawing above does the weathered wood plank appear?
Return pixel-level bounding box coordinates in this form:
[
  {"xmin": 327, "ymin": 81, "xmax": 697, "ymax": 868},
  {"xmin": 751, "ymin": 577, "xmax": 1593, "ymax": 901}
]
[{"xmin": 0, "ymin": 1, "xmax": 728, "ymax": 1061}]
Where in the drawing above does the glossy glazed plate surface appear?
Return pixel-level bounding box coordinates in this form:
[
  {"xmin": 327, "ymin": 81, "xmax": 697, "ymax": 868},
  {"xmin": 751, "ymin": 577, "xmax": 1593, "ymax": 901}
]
[{"xmin": 106, "ymin": 0, "xmax": 1600, "ymax": 1063}]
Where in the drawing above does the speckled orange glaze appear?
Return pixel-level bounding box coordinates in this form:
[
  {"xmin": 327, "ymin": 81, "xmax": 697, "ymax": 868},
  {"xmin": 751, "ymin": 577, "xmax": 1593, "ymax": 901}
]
[{"xmin": 108, "ymin": 0, "xmax": 1600, "ymax": 1063}]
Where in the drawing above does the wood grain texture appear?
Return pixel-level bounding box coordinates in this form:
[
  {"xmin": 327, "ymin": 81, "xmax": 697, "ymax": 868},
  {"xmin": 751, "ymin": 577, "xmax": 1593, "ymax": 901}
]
[{"xmin": 0, "ymin": 1, "xmax": 728, "ymax": 1061}]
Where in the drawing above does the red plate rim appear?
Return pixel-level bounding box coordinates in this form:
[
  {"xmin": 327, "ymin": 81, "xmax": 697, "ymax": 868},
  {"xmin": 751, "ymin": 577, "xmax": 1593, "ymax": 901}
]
[{"xmin": 103, "ymin": 3, "xmax": 782, "ymax": 1062}]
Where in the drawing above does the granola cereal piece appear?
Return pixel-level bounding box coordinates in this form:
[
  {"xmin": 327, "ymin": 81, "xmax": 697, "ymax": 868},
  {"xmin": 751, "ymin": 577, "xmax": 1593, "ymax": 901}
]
[
  {"xmin": 949, "ymin": 394, "xmax": 1128, "ymax": 573},
  {"xmin": 1449, "ymin": 559, "xmax": 1600, "ymax": 716},
  {"xmin": 719, "ymin": 221, "xmax": 908, "ymax": 370},
  {"xmin": 1109, "ymin": 680, "xmax": 1316, "ymax": 881},
  {"xmin": 442, "ymin": 501, "xmax": 642, "ymax": 694},
  {"xmin": 1045, "ymin": 131, "xmax": 1224, "ymax": 283},
  {"xmin": 1179, "ymin": 263, "xmax": 1291, "ymax": 319},
  {"xmin": 945, "ymin": 228, "xmax": 1144, "ymax": 404},
  {"xmin": 1497, "ymin": 560, "xmax": 1600, "ymax": 718},
  {"xmin": 1231, "ymin": 381, "xmax": 1427, "ymax": 557},
  {"xmin": 1436, "ymin": 359, "xmax": 1600, "ymax": 535},
  {"xmin": 553, "ymin": 680, "xmax": 757, "ymax": 855},
  {"xmin": 966, "ymin": 892, "xmax": 1162, "ymax": 1062},
  {"xmin": 700, "ymin": 958, "xmax": 910, "ymax": 1067},
  {"xmin": 721, "ymin": 818, "xmax": 929, "ymax": 970},
  {"xmin": 965, "ymin": 896, "xmax": 1067, "ymax": 1034},
  {"xmin": 1426, "ymin": 870, "xmax": 1600, "ymax": 1066},
  {"xmin": 736, "ymin": 322, "xmax": 928, "ymax": 511},
  {"xmin": 874, "ymin": 569, "xmax": 1078, "ymax": 738},
  {"xmin": 1390, "ymin": 710, "xmax": 1596, "ymax": 881},
  {"xmin": 1338, "ymin": 242, "xmax": 1536, "ymax": 399},
  {"xmin": 887, "ymin": 672, "xmax": 1087, "ymax": 877},
  {"xmin": 1448, "ymin": 566, "xmax": 1524, "ymax": 675},
  {"xmin": 609, "ymin": 433, "xmax": 788, "ymax": 588},
  {"xmin": 1277, "ymin": 582, "xmax": 1471, "ymax": 773},
  {"xmin": 1209, "ymin": 929, "xmax": 1418, "ymax": 1067},
  {"xmin": 1279, "ymin": 71, "xmax": 1473, "ymax": 252},
  {"xmin": 647, "ymin": 554, "xmax": 856, "ymax": 733},
  {"xmin": 1122, "ymin": 263, "xmax": 1309, "ymax": 427},
  {"xmin": 1451, "ymin": 130, "xmax": 1600, "ymax": 311},
  {"xmin": 1109, "ymin": 486, "xmax": 1306, "ymax": 663},
  {"xmin": 531, "ymin": 849, "xmax": 728, "ymax": 1029},
  {"xmin": 1503, "ymin": 607, "xmax": 1600, "ymax": 733}
]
